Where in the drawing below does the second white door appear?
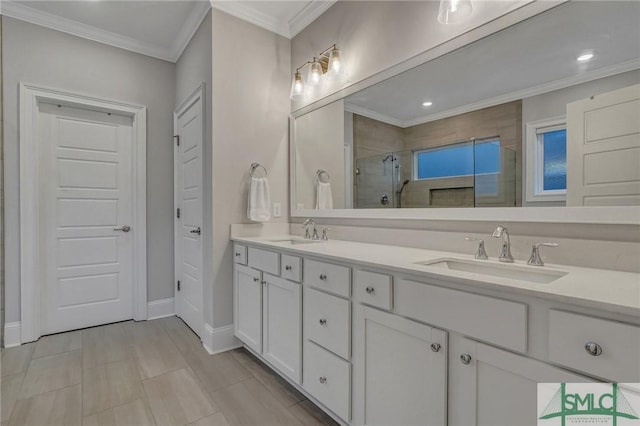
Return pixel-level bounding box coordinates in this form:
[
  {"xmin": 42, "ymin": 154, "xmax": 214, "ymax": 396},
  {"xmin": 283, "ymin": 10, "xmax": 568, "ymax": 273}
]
[{"xmin": 174, "ymin": 87, "xmax": 205, "ymax": 338}]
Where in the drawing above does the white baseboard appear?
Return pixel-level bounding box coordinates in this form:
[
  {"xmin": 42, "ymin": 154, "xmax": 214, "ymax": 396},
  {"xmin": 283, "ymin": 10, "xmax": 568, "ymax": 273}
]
[
  {"xmin": 4, "ymin": 322, "xmax": 22, "ymax": 348},
  {"xmin": 202, "ymin": 323, "xmax": 242, "ymax": 355},
  {"xmin": 147, "ymin": 298, "xmax": 175, "ymax": 320}
]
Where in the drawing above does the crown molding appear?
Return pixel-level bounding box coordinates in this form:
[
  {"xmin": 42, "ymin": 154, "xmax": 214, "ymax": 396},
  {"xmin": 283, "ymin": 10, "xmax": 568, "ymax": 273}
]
[
  {"xmin": 1, "ymin": 0, "xmax": 210, "ymax": 63},
  {"xmin": 344, "ymin": 102, "xmax": 405, "ymax": 128},
  {"xmin": 210, "ymin": 0, "xmax": 289, "ymax": 38},
  {"xmin": 289, "ymin": 0, "xmax": 337, "ymax": 38},
  {"xmin": 171, "ymin": 1, "xmax": 211, "ymax": 62}
]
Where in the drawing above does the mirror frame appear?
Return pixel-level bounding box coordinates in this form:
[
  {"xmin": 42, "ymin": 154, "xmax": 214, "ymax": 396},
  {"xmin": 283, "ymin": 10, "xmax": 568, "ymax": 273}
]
[{"xmin": 289, "ymin": 1, "xmax": 640, "ymax": 225}]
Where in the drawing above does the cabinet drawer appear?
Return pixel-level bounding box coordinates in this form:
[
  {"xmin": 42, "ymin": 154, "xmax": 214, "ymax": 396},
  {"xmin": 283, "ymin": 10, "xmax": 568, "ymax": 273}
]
[
  {"xmin": 395, "ymin": 278, "xmax": 527, "ymax": 353},
  {"xmin": 247, "ymin": 247, "xmax": 279, "ymax": 275},
  {"xmin": 281, "ymin": 254, "xmax": 302, "ymax": 283},
  {"xmin": 549, "ymin": 310, "xmax": 640, "ymax": 382},
  {"xmin": 233, "ymin": 244, "xmax": 247, "ymax": 265},
  {"xmin": 304, "ymin": 287, "xmax": 351, "ymax": 360},
  {"xmin": 305, "ymin": 259, "xmax": 351, "ymax": 298},
  {"xmin": 303, "ymin": 340, "xmax": 351, "ymax": 422},
  {"xmin": 354, "ymin": 270, "xmax": 393, "ymax": 310}
]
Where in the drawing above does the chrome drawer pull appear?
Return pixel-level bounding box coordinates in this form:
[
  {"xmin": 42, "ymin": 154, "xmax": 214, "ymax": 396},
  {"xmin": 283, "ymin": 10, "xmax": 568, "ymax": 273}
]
[
  {"xmin": 585, "ymin": 342, "xmax": 603, "ymax": 356},
  {"xmin": 319, "ymin": 318, "xmax": 327, "ymax": 326},
  {"xmin": 365, "ymin": 286, "xmax": 375, "ymax": 294},
  {"xmin": 460, "ymin": 354, "xmax": 472, "ymax": 365},
  {"xmin": 319, "ymin": 274, "xmax": 327, "ymax": 281},
  {"xmin": 285, "ymin": 265, "xmax": 292, "ymax": 271},
  {"xmin": 319, "ymin": 376, "xmax": 327, "ymax": 384},
  {"xmin": 430, "ymin": 343, "xmax": 441, "ymax": 352}
]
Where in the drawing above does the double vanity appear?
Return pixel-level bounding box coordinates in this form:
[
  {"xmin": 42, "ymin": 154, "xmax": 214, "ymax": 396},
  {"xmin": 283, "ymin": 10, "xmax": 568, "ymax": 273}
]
[{"xmin": 231, "ymin": 230, "xmax": 640, "ymax": 425}]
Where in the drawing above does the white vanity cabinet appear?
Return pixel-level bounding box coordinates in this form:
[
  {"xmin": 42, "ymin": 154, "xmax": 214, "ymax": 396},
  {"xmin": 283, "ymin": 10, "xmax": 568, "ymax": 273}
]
[
  {"xmin": 232, "ymin": 240, "xmax": 640, "ymax": 426},
  {"xmin": 233, "ymin": 244, "xmax": 302, "ymax": 383},
  {"xmin": 353, "ymin": 304, "xmax": 448, "ymax": 426},
  {"xmin": 448, "ymin": 336, "xmax": 592, "ymax": 426}
]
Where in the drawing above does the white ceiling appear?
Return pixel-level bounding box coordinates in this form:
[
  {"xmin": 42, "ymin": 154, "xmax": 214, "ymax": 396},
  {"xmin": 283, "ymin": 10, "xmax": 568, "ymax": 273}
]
[
  {"xmin": 345, "ymin": 1, "xmax": 640, "ymax": 128},
  {"xmin": 1, "ymin": 0, "xmax": 335, "ymax": 62}
]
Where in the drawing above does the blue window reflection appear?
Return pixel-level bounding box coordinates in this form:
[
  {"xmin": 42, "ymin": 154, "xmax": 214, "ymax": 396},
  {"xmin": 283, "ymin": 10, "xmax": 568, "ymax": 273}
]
[
  {"xmin": 542, "ymin": 130, "xmax": 567, "ymax": 191},
  {"xmin": 415, "ymin": 140, "xmax": 500, "ymax": 180}
]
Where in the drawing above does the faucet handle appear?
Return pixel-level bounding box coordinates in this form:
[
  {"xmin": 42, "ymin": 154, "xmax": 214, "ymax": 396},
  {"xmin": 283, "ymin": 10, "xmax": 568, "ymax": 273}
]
[
  {"xmin": 321, "ymin": 228, "xmax": 330, "ymax": 241},
  {"xmin": 527, "ymin": 242, "xmax": 558, "ymax": 266},
  {"xmin": 465, "ymin": 237, "xmax": 488, "ymax": 260}
]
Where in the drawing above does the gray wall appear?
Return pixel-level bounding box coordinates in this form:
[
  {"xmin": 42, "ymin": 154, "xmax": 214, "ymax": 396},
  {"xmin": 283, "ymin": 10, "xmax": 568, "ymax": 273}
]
[
  {"xmin": 211, "ymin": 9, "xmax": 290, "ymax": 328},
  {"xmin": 175, "ymin": 11, "xmax": 214, "ymax": 327},
  {"xmin": 2, "ymin": 17, "xmax": 176, "ymax": 323}
]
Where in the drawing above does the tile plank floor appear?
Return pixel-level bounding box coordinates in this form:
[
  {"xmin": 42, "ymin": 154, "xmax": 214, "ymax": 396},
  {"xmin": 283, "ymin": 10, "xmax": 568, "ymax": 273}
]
[{"xmin": 1, "ymin": 317, "xmax": 338, "ymax": 426}]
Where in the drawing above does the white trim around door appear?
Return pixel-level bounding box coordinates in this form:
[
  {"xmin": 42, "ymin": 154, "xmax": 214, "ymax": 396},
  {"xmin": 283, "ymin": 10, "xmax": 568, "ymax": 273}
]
[{"xmin": 19, "ymin": 82, "xmax": 148, "ymax": 344}]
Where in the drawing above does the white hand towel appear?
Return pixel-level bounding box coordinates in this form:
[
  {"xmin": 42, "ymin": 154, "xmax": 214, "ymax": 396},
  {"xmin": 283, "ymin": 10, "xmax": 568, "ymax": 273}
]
[
  {"xmin": 248, "ymin": 177, "xmax": 271, "ymax": 222},
  {"xmin": 316, "ymin": 182, "xmax": 333, "ymax": 210}
]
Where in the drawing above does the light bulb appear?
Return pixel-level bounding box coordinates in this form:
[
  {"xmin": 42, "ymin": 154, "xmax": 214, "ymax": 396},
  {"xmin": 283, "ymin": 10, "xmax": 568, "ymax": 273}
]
[
  {"xmin": 307, "ymin": 59, "xmax": 323, "ymax": 87},
  {"xmin": 290, "ymin": 71, "xmax": 306, "ymax": 101},
  {"xmin": 437, "ymin": 0, "xmax": 473, "ymax": 24},
  {"xmin": 326, "ymin": 47, "xmax": 348, "ymax": 83}
]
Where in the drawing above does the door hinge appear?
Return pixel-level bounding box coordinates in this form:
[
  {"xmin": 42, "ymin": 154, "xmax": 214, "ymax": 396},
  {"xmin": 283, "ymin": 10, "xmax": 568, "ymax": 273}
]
[
  {"xmin": 176, "ymin": 208, "xmax": 181, "ymax": 219},
  {"xmin": 174, "ymin": 135, "xmax": 180, "ymax": 146},
  {"xmin": 177, "ymin": 280, "xmax": 181, "ymax": 291}
]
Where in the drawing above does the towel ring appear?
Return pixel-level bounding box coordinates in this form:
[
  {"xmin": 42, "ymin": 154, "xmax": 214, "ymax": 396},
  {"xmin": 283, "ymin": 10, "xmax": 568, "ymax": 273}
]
[
  {"xmin": 316, "ymin": 169, "xmax": 330, "ymax": 184},
  {"xmin": 250, "ymin": 163, "xmax": 268, "ymax": 178}
]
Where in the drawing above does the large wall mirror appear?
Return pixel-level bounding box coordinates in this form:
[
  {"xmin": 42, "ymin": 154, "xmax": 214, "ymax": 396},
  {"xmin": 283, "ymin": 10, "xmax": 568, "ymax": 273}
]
[{"xmin": 291, "ymin": 1, "xmax": 640, "ymax": 221}]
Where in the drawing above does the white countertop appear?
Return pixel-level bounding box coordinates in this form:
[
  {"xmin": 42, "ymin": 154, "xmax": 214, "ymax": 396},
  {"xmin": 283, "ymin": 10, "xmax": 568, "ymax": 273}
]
[{"xmin": 232, "ymin": 235, "xmax": 640, "ymax": 318}]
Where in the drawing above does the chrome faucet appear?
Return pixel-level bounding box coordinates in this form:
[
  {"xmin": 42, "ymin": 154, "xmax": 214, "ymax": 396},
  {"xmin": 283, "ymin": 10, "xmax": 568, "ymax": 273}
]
[
  {"xmin": 491, "ymin": 226, "xmax": 514, "ymax": 262},
  {"xmin": 302, "ymin": 219, "xmax": 319, "ymax": 240}
]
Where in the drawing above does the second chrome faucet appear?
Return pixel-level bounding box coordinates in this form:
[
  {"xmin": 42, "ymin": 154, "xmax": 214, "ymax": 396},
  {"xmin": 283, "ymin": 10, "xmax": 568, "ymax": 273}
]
[{"xmin": 491, "ymin": 225, "xmax": 514, "ymax": 262}]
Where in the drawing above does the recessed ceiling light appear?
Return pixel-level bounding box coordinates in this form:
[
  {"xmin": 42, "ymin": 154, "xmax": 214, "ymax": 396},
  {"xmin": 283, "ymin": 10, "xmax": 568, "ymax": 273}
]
[
  {"xmin": 422, "ymin": 101, "xmax": 433, "ymax": 107},
  {"xmin": 577, "ymin": 53, "xmax": 594, "ymax": 62}
]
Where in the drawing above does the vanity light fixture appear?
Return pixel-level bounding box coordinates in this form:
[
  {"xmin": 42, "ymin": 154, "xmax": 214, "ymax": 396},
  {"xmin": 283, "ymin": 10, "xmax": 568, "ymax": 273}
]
[
  {"xmin": 437, "ymin": 0, "xmax": 473, "ymax": 24},
  {"xmin": 577, "ymin": 52, "xmax": 594, "ymax": 62},
  {"xmin": 290, "ymin": 44, "xmax": 348, "ymax": 100},
  {"xmin": 422, "ymin": 101, "xmax": 433, "ymax": 107}
]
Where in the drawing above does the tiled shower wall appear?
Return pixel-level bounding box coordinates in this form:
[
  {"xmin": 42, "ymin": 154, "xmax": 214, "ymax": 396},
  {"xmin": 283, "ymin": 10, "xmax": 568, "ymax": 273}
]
[{"xmin": 352, "ymin": 100, "xmax": 522, "ymax": 209}]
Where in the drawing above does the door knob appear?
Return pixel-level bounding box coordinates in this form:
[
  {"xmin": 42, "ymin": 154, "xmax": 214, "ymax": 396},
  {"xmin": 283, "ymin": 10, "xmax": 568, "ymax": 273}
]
[
  {"xmin": 190, "ymin": 227, "xmax": 201, "ymax": 235},
  {"xmin": 114, "ymin": 225, "xmax": 131, "ymax": 232}
]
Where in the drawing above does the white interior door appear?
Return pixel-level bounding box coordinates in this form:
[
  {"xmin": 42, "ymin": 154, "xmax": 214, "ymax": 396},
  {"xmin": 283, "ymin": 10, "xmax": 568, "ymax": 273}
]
[
  {"xmin": 174, "ymin": 88, "xmax": 204, "ymax": 338},
  {"xmin": 567, "ymin": 83, "xmax": 640, "ymax": 206},
  {"xmin": 39, "ymin": 102, "xmax": 134, "ymax": 334}
]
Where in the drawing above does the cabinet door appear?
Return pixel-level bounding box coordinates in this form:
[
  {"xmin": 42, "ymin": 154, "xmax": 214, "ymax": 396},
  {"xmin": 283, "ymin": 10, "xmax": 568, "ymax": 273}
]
[
  {"xmin": 262, "ymin": 273, "xmax": 302, "ymax": 383},
  {"xmin": 233, "ymin": 264, "xmax": 262, "ymax": 353},
  {"xmin": 353, "ymin": 304, "xmax": 448, "ymax": 426},
  {"xmin": 449, "ymin": 336, "xmax": 593, "ymax": 426}
]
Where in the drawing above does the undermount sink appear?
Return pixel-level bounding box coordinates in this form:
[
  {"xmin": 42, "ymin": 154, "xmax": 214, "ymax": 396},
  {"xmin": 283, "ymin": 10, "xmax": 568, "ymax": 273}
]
[
  {"xmin": 416, "ymin": 257, "xmax": 567, "ymax": 284},
  {"xmin": 268, "ymin": 238, "xmax": 323, "ymax": 245}
]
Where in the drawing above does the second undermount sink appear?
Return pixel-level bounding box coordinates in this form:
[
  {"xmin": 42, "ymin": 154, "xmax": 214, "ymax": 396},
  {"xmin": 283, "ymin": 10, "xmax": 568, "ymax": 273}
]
[
  {"xmin": 416, "ymin": 257, "xmax": 567, "ymax": 284},
  {"xmin": 268, "ymin": 238, "xmax": 323, "ymax": 245}
]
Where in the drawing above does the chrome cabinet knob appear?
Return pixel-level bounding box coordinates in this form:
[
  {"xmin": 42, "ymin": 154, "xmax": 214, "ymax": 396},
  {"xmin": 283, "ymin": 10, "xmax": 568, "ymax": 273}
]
[
  {"xmin": 319, "ymin": 274, "xmax": 327, "ymax": 281},
  {"xmin": 430, "ymin": 343, "xmax": 441, "ymax": 352},
  {"xmin": 261, "ymin": 280, "xmax": 266, "ymax": 286},
  {"xmin": 460, "ymin": 354, "xmax": 472, "ymax": 365},
  {"xmin": 114, "ymin": 225, "xmax": 131, "ymax": 232},
  {"xmin": 365, "ymin": 286, "xmax": 375, "ymax": 294},
  {"xmin": 319, "ymin": 376, "xmax": 327, "ymax": 384},
  {"xmin": 285, "ymin": 265, "xmax": 292, "ymax": 271},
  {"xmin": 319, "ymin": 318, "xmax": 327, "ymax": 326},
  {"xmin": 235, "ymin": 252, "xmax": 240, "ymax": 257},
  {"xmin": 253, "ymin": 277, "xmax": 259, "ymax": 283},
  {"xmin": 585, "ymin": 342, "xmax": 603, "ymax": 356}
]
